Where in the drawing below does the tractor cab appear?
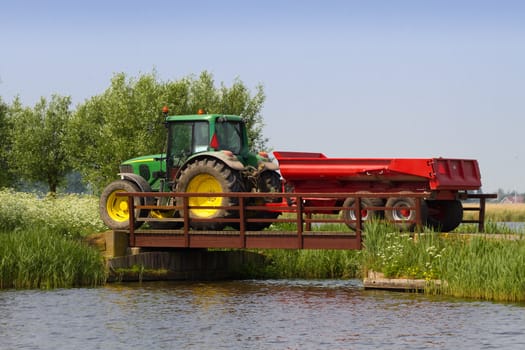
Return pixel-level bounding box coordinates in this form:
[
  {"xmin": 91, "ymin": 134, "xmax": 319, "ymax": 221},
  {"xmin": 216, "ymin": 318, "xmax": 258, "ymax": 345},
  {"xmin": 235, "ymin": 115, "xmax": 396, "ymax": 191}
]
[{"xmin": 165, "ymin": 113, "xmax": 257, "ymax": 180}]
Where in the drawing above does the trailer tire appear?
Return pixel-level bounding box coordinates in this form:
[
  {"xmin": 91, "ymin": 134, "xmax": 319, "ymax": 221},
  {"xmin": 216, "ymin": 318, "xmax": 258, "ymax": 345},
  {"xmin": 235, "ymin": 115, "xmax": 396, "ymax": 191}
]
[
  {"xmin": 425, "ymin": 200, "xmax": 463, "ymax": 232},
  {"xmin": 258, "ymin": 170, "xmax": 282, "ymax": 203},
  {"xmin": 385, "ymin": 195, "xmax": 427, "ymax": 231},
  {"xmin": 342, "ymin": 194, "xmax": 383, "ymax": 231},
  {"xmin": 176, "ymin": 158, "xmax": 242, "ymax": 230},
  {"xmin": 100, "ymin": 180, "xmax": 145, "ymax": 230}
]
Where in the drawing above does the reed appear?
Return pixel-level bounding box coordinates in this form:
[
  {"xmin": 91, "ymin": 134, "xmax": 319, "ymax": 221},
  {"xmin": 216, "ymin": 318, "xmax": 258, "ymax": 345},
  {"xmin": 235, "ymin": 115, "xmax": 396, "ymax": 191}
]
[
  {"xmin": 435, "ymin": 236, "xmax": 525, "ymax": 302},
  {"xmin": 361, "ymin": 222, "xmax": 525, "ymax": 302},
  {"xmin": 0, "ymin": 228, "xmax": 107, "ymax": 289},
  {"xmin": 259, "ymin": 249, "xmax": 362, "ymax": 279}
]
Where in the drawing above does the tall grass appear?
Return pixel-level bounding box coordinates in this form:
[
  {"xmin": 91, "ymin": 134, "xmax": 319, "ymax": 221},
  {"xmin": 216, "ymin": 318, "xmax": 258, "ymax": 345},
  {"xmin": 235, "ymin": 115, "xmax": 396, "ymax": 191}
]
[
  {"xmin": 0, "ymin": 189, "xmax": 107, "ymax": 289},
  {"xmin": 362, "ymin": 222, "xmax": 525, "ymax": 302},
  {"xmin": 436, "ymin": 236, "xmax": 525, "ymax": 302},
  {"xmin": 0, "ymin": 228, "xmax": 107, "ymax": 289},
  {"xmin": 260, "ymin": 249, "xmax": 361, "ymax": 279}
]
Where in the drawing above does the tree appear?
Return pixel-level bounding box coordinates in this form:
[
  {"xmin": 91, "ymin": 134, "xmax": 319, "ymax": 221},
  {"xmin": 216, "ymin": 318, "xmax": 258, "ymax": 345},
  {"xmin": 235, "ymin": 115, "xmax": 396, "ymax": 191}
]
[
  {"xmin": 68, "ymin": 71, "xmax": 266, "ymax": 192},
  {"xmin": 9, "ymin": 95, "xmax": 73, "ymax": 193},
  {"xmin": 0, "ymin": 97, "xmax": 14, "ymax": 188}
]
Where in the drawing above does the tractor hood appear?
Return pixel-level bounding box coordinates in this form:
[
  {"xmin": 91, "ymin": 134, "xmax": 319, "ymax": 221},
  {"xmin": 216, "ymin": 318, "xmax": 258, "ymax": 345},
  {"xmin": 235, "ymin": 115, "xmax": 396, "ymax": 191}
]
[{"xmin": 119, "ymin": 154, "xmax": 166, "ymax": 189}]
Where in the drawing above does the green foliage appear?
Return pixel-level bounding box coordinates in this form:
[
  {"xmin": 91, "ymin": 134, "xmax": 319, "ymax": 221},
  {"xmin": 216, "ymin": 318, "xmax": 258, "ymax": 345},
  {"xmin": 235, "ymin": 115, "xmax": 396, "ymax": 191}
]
[
  {"xmin": 0, "ymin": 97, "xmax": 14, "ymax": 187},
  {"xmin": 8, "ymin": 95, "xmax": 73, "ymax": 193},
  {"xmin": 437, "ymin": 236, "xmax": 525, "ymax": 302},
  {"xmin": 361, "ymin": 222, "xmax": 525, "ymax": 302},
  {"xmin": 362, "ymin": 222, "xmax": 445, "ymax": 280},
  {"xmin": 0, "ymin": 189, "xmax": 107, "ymax": 289},
  {"xmin": 68, "ymin": 71, "xmax": 266, "ymax": 192},
  {"xmin": 0, "ymin": 189, "xmax": 106, "ymax": 238},
  {"xmin": 0, "ymin": 228, "xmax": 106, "ymax": 289},
  {"xmin": 260, "ymin": 249, "xmax": 362, "ymax": 279}
]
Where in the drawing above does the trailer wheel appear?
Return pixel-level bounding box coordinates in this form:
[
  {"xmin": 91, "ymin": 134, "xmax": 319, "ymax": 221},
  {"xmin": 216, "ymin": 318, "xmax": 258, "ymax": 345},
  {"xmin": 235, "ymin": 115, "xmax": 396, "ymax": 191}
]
[
  {"xmin": 425, "ymin": 200, "xmax": 463, "ymax": 232},
  {"xmin": 341, "ymin": 194, "xmax": 383, "ymax": 231},
  {"xmin": 100, "ymin": 180, "xmax": 145, "ymax": 230},
  {"xmin": 257, "ymin": 170, "xmax": 282, "ymax": 203},
  {"xmin": 385, "ymin": 195, "xmax": 427, "ymax": 231},
  {"xmin": 247, "ymin": 170, "xmax": 282, "ymax": 230},
  {"xmin": 176, "ymin": 158, "xmax": 241, "ymax": 230}
]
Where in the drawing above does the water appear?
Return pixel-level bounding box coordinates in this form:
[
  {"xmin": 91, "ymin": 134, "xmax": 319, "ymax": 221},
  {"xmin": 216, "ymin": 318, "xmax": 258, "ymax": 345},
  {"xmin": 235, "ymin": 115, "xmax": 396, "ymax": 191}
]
[{"xmin": 1, "ymin": 280, "xmax": 524, "ymax": 349}]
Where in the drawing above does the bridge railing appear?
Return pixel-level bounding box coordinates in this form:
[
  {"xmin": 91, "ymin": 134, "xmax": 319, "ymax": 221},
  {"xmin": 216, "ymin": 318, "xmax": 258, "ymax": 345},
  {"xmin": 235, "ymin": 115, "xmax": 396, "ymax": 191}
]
[{"xmin": 115, "ymin": 191, "xmax": 442, "ymax": 250}]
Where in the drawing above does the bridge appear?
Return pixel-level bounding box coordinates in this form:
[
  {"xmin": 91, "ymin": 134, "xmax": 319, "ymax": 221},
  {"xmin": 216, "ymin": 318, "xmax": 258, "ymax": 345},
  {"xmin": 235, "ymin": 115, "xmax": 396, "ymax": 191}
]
[{"xmin": 114, "ymin": 191, "xmax": 495, "ymax": 251}]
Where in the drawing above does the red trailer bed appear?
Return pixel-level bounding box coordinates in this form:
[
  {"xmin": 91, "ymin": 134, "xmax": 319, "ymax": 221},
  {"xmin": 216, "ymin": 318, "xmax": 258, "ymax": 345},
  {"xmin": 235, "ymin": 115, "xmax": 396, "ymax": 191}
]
[{"xmin": 273, "ymin": 151, "xmax": 481, "ymax": 193}]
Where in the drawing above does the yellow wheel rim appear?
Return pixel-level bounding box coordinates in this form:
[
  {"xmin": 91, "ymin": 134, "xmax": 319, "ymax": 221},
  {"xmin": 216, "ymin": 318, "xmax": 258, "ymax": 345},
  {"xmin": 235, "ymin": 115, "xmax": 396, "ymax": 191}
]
[
  {"xmin": 106, "ymin": 190, "xmax": 130, "ymax": 222},
  {"xmin": 150, "ymin": 210, "xmax": 176, "ymax": 219},
  {"xmin": 187, "ymin": 174, "xmax": 223, "ymax": 218}
]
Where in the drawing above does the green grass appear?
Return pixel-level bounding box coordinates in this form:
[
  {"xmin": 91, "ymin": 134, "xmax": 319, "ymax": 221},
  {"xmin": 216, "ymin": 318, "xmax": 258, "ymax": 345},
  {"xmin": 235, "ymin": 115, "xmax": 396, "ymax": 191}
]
[
  {"xmin": 258, "ymin": 249, "xmax": 362, "ymax": 279},
  {"xmin": 0, "ymin": 228, "xmax": 107, "ymax": 289},
  {"xmin": 436, "ymin": 236, "xmax": 525, "ymax": 302},
  {"xmin": 2, "ymin": 189, "xmax": 524, "ymax": 302},
  {"xmin": 0, "ymin": 189, "xmax": 107, "ymax": 289},
  {"xmin": 0, "ymin": 189, "xmax": 107, "ymax": 238},
  {"xmin": 361, "ymin": 221, "xmax": 525, "ymax": 302}
]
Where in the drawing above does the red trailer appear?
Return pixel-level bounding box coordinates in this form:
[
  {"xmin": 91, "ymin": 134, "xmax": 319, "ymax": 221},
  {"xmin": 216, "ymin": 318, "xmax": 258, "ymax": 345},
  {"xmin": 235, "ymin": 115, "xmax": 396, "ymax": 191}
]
[{"xmin": 273, "ymin": 151, "xmax": 483, "ymax": 232}]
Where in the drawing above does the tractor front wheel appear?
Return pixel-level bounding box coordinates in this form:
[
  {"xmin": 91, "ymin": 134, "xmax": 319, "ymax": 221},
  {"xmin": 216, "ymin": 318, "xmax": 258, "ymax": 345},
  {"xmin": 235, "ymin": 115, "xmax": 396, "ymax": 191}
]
[{"xmin": 99, "ymin": 180, "xmax": 145, "ymax": 230}]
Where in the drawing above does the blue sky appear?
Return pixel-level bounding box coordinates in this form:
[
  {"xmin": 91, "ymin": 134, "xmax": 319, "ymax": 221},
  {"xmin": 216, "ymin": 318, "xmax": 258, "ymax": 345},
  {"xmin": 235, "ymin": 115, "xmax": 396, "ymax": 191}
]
[{"xmin": 1, "ymin": 0, "xmax": 524, "ymax": 193}]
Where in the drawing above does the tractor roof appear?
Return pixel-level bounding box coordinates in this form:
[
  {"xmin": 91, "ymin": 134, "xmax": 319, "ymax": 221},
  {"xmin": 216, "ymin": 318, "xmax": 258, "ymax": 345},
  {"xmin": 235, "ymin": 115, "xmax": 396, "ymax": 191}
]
[{"xmin": 165, "ymin": 114, "xmax": 244, "ymax": 123}]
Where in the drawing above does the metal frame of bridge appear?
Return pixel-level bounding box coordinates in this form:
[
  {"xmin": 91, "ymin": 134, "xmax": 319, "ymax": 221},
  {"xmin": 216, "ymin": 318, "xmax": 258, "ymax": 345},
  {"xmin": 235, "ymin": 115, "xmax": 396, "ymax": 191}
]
[{"xmin": 115, "ymin": 192, "xmax": 495, "ymax": 250}]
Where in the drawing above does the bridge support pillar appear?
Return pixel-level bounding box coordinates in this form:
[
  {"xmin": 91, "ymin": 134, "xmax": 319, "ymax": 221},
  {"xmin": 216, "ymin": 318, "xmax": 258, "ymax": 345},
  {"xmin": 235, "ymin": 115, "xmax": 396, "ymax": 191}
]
[{"xmin": 106, "ymin": 249, "xmax": 266, "ymax": 282}]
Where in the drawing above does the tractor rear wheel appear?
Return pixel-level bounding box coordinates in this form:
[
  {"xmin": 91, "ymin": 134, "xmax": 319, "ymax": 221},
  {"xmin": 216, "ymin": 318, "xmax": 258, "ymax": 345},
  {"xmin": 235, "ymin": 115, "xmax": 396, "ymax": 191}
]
[
  {"xmin": 99, "ymin": 180, "xmax": 145, "ymax": 230},
  {"xmin": 175, "ymin": 158, "xmax": 242, "ymax": 230}
]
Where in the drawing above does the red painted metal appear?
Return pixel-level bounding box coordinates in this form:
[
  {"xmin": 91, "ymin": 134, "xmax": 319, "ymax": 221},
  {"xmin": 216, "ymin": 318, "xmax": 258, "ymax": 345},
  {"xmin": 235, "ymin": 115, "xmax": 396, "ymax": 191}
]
[{"xmin": 273, "ymin": 151, "xmax": 482, "ymax": 194}]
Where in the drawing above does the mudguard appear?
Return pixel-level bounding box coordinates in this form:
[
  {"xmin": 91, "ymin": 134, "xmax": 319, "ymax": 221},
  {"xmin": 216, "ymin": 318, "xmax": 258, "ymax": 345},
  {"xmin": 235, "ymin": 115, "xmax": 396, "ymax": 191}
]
[
  {"xmin": 258, "ymin": 160, "xmax": 279, "ymax": 171},
  {"xmin": 118, "ymin": 173, "xmax": 153, "ymax": 192},
  {"xmin": 184, "ymin": 151, "xmax": 246, "ymax": 171}
]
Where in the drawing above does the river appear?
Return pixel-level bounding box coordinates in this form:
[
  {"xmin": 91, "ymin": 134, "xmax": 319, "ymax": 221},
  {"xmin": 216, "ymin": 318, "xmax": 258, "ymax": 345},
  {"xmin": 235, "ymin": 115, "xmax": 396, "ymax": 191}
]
[{"xmin": 1, "ymin": 279, "xmax": 524, "ymax": 349}]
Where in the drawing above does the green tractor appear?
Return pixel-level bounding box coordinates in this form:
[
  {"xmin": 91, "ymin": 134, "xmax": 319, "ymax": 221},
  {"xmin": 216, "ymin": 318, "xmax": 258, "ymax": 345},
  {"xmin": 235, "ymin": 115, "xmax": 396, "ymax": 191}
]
[{"xmin": 99, "ymin": 109, "xmax": 282, "ymax": 231}]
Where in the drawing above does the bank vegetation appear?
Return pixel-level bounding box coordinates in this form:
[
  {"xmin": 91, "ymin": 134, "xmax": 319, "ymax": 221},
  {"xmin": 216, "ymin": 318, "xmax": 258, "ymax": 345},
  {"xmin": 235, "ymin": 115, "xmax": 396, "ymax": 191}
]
[{"xmin": 1, "ymin": 190, "xmax": 524, "ymax": 302}]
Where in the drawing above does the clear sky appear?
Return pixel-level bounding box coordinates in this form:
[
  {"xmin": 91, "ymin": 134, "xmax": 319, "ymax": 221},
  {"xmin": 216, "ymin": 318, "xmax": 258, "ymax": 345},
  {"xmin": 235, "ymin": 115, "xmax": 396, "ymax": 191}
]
[{"xmin": 1, "ymin": 0, "xmax": 524, "ymax": 193}]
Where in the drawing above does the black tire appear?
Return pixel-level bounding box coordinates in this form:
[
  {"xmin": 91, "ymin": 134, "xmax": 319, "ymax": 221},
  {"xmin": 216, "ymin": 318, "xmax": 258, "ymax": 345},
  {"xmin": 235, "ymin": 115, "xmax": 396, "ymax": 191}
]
[
  {"xmin": 385, "ymin": 195, "xmax": 428, "ymax": 231},
  {"xmin": 99, "ymin": 180, "xmax": 145, "ymax": 230},
  {"xmin": 244, "ymin": 170, "xmax": 282, "ymax": 230},
  {"xmin": 175, "ymin": 158, "xmax": 242, "ymax": 230},
  {"xmin": 341, "ymin": 194, "xmax": 383, "ymax": 231},
  {"xmin": 425, "ymin": 200, "xmax": 463, "ymax": 232},
  {"xmin": 257, "ymin": 170, "xmax": 283, "ymax": 203}
]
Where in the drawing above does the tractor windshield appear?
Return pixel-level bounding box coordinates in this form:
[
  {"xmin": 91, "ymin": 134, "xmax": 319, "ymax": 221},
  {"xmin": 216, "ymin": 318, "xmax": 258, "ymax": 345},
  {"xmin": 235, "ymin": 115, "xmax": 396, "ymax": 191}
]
[
  {"xmin": 215, "ymin": 121, "xmax": 243, "ymax": 154},
  {"xmin": 168, "ymin": 121, "xmax": 209, "ymax": 161}
]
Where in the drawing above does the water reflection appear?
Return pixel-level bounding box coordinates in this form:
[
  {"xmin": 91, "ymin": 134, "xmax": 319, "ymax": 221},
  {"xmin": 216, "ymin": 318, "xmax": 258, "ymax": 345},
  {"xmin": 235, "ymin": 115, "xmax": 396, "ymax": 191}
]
[{"xmin": 1, "ymin": 280, "xmax": 524, "ymax": 349}]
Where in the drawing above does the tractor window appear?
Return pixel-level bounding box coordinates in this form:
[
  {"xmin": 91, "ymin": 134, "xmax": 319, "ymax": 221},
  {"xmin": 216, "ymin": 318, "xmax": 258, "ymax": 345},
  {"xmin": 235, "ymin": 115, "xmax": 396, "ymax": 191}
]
[
  {"xmin": 215, "ymin": 121, "xmax": 242, "ymax": 154},
  {"xmin": 193, "ymin": 122, "xmax": 209, "ymax": 153},
  {"xmin": 169, "ymin": 121, "xmax": 209, "ymax": 161}
]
